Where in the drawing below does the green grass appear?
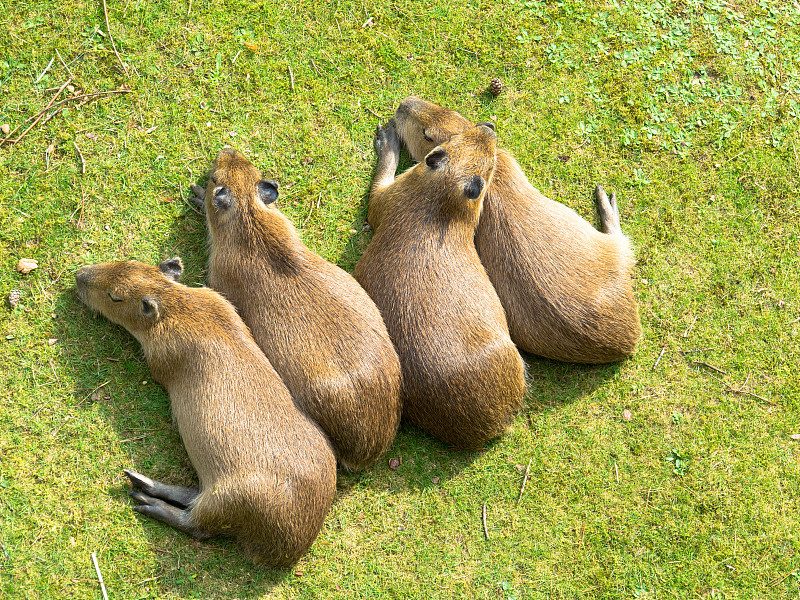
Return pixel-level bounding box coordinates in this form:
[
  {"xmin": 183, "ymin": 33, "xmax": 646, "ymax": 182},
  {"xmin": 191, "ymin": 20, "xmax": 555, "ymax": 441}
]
[{"xmin": 2, "ymin": 0, "xmax": 800, "ymax": 597}]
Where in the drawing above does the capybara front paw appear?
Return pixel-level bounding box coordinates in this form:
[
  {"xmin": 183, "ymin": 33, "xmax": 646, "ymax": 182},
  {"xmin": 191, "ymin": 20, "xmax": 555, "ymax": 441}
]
[
  {"xmin": 189, "ymin": 183, "xmax": 207, "ymax": 212},
  {"xmin": 374, "ymin": 119, "xmax": 401, "ymax": 159}
]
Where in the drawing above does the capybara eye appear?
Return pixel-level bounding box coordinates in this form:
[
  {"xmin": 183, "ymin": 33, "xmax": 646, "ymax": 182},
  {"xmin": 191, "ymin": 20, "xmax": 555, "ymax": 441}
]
[
  {"xmin": 108, "ymin": 291, "xmax": 123, "ymax": 303},
  {"xmin": 476, "ymin": 121, "xmax": 495, "ymax": 132},
  {"xmin": 422, "ymin": 129, "xmax": 433, "ymax": 142}
]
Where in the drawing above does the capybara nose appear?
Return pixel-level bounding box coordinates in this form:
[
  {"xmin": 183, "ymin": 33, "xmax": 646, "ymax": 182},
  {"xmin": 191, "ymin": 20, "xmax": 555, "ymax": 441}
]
[{"xmin": 75, "ymin": 266, "xmax": 91, "ymax": 289}]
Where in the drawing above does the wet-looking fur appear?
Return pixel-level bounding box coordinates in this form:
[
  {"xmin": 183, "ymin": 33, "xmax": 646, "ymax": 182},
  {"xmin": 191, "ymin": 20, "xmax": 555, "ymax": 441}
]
[
  {"xmin": 75, "ymin": 258, "xmax": 336, "ymax": 567},
  {"xmin": 392, "ymin": 96, "xmax": 641, "ymax": 364},
  {"xmin": 191, "ymin": 148, "xmax": 402, "ymax": 471},
  {"xmin": 355, "ymin": 122, "xmax": 526, "ymax": 449}
]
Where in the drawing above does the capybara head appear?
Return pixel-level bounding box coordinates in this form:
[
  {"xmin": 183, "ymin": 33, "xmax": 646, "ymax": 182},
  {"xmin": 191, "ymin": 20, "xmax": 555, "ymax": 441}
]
[
  {"xmin": 75, "ymin": 258, "xmax": 183, "ymax": 334},
  {"xmin": 394, "ymin": 96, "xmax": 477, "ymax": 162},
  {"xmin": 414, "ymin": 123, "xmax": 497, "ymax": 220},
  {"xmin": 202, "ymin": 147, "xmax": 280, "ymax": 240}
]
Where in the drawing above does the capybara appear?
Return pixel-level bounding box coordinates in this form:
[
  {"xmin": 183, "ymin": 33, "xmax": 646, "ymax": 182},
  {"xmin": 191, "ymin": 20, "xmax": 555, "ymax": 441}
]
[
  {"xmin": 392, "ymin": 96, "xmax": 641, "ymax": 364},
  {"xmin": 75, "ymin": 258, "xmax": 336, "ymax": 567},
  {"xmin": 189, "ymin": 148, "xmax": 402, "ymax": 471},
  {"xmin": 354, "ymin": 120, "xmax": 526, "ymax": 449}
]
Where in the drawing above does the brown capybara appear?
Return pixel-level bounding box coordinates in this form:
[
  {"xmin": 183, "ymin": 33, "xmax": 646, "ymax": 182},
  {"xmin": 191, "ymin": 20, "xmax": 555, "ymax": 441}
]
[
  {"xmin": 75, "ymin": 258, "xmax": 336, "ymax": 567},
  {"xmin": 189, "ymin": 148, "xmax": 402, "ymax": 472},
  {"xmin": 392, "ymin": 96, "xmax": 641, "ymax": 364},
  {"xmin": 354, "ymin": 120, "xmax": 526, "ymax": 449}
]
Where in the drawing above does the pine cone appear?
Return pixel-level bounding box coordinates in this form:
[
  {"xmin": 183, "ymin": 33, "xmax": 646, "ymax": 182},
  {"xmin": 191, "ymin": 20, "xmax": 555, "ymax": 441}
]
[
  {"xmin": 8, "ymin": 289, "xmax": 21, "ymax": 308},
  {"xmin": 489, "ymin": 77, "xmax": 503, "ymax": 97}
]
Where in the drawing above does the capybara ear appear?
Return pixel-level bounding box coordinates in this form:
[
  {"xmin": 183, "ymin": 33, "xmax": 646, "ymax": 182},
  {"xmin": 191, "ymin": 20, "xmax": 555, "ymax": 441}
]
[
  {"xmin": 476, "ymin": 121, "xmax": 495, "ymax": 131},
  {"xmin": 425, "ymin": 147, "xmax": 448, "ymax": 170},
  {"xmin": 213, "ymin": 185, "xmax": 233, "ymax": 210},
  {"xmin": 463, "ymin": 175, "xmax": 486, "ymax": 200},
  {"xmin": 140, "ymin": 296, "xmax": 160, "ymax": 321},
  {"xmin": 158, "ymin": 257, "xmax": 183, "ymax": 281},
  {"xmin": 257, "ymin": 180, "xmax": 279, "ymax": 205}
]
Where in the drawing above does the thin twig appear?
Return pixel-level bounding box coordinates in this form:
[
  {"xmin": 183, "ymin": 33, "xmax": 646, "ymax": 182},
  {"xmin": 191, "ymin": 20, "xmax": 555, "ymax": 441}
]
[
  {"xmin": 2, "ymin": 86, "xmax": 129, "ymax": 147},
  {"xmin": 517, "ymin": 459, "xmax": 532, "ymax": 504},
  {"xmin": 652, "ymin": 346, "xmax": 666, "ymax": 370},
  {"xmin": 288, "ymin": 64, "xmax": 295, "ymax": 92},
  {"xmin": 679, "ymin": 347, "xmax": 717, "ymax": 355},
  {"xmin": 1, "ymin": 78, "xmax": 71, "ymax": 146},
  {"xmin": 55, "ymin": 49, "xmax": 73, "ymax": 79},
  {"xmin": 192, "ymin": 123, "xmax": 206, "ymax": 154},
  {"xmin": 187, "ymin": 0, "xmax": 193, "ymax": 16},
  {"xmin": 692, "ymin": 361, "xmax": 727, "ymax": 375},
  {"xmin": 80, "ymin": 380, "xmax": 110, "ymax": 404},
  {"xmin": 364, "ymin": 106, "xmax": 382, "ymax": 119},
  {"xmin": 35, "ymin": 57, "xmax": 55, "ymax": 83},
  {"xmin": 73, "ymin": 140, "xmax": 85, "ymax": 174},
  {"xmin": 482, "ymin": 503, "xmax": 489, "ymax": 540},
  {"xmin": 119, "ymin": 434, "xmax": 148, "ymax": 443},
  {"xmin": 705, "ymin": 372, "xmax": 777, "ymax": 406},
  {"xmin": 102, "ymin": 0, "xmax": 129, "ymax": 75},
  {"xmin": 91, "ymin": 553, "xmax": 109, "ymax": 600},
  {"xmin": 683, "ymin": 315, "xmax": 698, "ymax": 338},
  {"xmin": 768, "ymin": 569, "xmax": 797, "ymax": 587},
  {"xmin": 179, "ymin": 184, "xmax": 203, "ymax": 216}
]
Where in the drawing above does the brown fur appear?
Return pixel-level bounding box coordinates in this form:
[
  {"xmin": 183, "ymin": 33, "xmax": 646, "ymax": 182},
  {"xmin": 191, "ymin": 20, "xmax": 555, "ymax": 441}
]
[
  {"xmin": 192, "ymin": 148, "xmax": 402, "ymax": 471},
  {"xmin": 392, "ymin": 96, "xmax": 641, "ymax": 364},
  {"xmin": 354, "ymin": 121, "xmax": 526, "ymax": 449},
  {"xmin": 75, "ymin": 259, "xmax": 336, "ymax": 567}
]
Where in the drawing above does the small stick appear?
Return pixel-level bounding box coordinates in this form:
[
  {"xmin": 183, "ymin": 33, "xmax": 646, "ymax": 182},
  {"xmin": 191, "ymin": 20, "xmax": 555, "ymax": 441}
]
[
  {"xmin": 288, "ymin": 64, "xmax": 295, "ymax": 92},
  {"xmin": 2, "ymin": 86, "xmax": 129, "ymax": 147},
  {"xmin": 102, "ymin": 0, "xmax": 129, "ymax": 76},
  {"xmin": 192, "ymin": 123, "xmax": 206, "ymax": 154},
  {"xmin": 179, "ymin": 184, "xmax": 203, "ymax": 216},
  {"xmin": 705, "ymin": 372, "xmax": 777, "ymax": 406},
  {"xmin": 35, "ymin": 57, "xmax": 55, "ymax": 83},
  {"xmin": 692, "ymin": 361, "xmax": 727, "ymax": 375},
  {"xmin": 683, "ymin": 315, "xmax": 698, "ymax": 338},
  {"xmin": 517, "ymin": 459, "xmax": 532, "ymax": 504},
  {"xmin": 91, "ymin": 553, "xmax": 109, "ymax": 600},
  {"xmin": 364, "ymin": 106, "xmax": 382, "ymax": 119},
  {"xmin": 80, "ymin": 380, "xmax": 110, "ymax": 404},
  {"xmin": 679, "ymin": 347, "xmax": 717, "ymax": 355},
  {"xmin": 187, "ymin": 0, "xmax": 192, "ymax": 16},
  {"xmin": 55, "ymin": 48, "xmax": 73, "ymax": 79},
  {"xmin": 73, "ymin": 140, "xmax": 85, "ymax": 174},
  {"xmin": 1, "ymin": 78, "xmax": 71, "ymax": 145},
  {"xmin": 614, "ymin": 461, "xmax": 619, "ymax": 483},
  {"xmin": 119, "ymin": 434, "xmax": 147, "ymax": 443},
  {"xmin": 768, "ymin": 569, "xmax": 797, "ymax": 587},
  {"xmin": 482, "ymin": 503, "xmax": 489, "ymax": 540},
  {"xmin": 652, "ymin": 346, "xmax": 666, "ymax": 370}
]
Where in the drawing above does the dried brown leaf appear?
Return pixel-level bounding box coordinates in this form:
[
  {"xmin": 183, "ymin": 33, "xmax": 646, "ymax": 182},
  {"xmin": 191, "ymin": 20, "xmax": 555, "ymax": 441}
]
[
  {"xmin": 388, "ymin": 457, "xmax": 401, "ymax": 471},
  {"xmin": 622, "ymin": 409, "xmax": 633, "ymax": 421}
]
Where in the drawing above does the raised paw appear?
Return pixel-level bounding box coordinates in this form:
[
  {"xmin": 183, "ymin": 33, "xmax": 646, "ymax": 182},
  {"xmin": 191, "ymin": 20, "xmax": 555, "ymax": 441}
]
[
  {"xmin": 189, "ymin": 183, "xmax": 207, "ymax": 212},
  {"xmin": 594, "ymin": 185, "xmax": 622, "ymax": 236},
  {"xmin": 374, "ymin": 119, "xmax": 401, "ymax": 160}
]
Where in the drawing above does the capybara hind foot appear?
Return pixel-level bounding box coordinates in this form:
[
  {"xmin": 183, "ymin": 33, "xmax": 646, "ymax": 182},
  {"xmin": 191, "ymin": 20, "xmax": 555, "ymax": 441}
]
[
  {"xmin": 129, "ymin": 488, "xmax": 211, "ymax": 539},
  {"xmin": 125, "ymin": 469, "xmax": 199, "ymax": 508},
  {"xmin": 594, "ymin": 185, "xmax": 622, "ymax": 235}
]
